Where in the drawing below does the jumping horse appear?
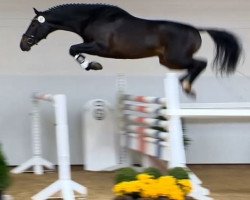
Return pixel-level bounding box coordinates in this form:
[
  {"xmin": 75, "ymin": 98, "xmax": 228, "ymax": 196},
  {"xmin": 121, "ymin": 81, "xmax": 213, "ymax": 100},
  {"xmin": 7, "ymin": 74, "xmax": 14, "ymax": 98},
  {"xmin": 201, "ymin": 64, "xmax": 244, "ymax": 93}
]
[{"xmin": 20, "ymin": 4, "xmax": 242, "ymax": 96}]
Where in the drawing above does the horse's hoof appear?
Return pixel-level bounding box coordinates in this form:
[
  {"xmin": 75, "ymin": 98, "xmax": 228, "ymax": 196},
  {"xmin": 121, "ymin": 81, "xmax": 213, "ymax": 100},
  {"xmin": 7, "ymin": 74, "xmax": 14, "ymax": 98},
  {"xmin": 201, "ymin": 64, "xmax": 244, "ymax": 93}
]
[
  {"xmin": 183, "ymin": 88, "xmax": 196, "ymax": 98},
  {"xmin": 86, "ymin": 62, "xmax": 103, "ymax": 71},
  {"xmin": 186, "ymin": 90, "xmax": 196, "ymax": 98},
  {"xmin": 181, "ymin": 80, "xmax": 196, "ymax": 98}
]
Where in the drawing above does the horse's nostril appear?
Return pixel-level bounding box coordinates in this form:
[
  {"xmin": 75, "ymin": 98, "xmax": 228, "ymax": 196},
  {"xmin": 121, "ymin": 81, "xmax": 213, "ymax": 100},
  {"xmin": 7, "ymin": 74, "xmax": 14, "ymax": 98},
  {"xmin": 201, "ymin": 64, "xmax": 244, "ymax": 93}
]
[{"xmin": 27, "ymin": 38, "xmax": 34, "ymax": 45}]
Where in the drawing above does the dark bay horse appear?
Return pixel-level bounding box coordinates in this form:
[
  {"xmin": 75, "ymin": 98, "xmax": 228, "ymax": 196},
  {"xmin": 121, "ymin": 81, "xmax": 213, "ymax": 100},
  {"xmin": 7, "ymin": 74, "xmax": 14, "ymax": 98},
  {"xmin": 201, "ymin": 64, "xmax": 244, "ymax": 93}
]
[{"xmin": 20, "ymin": 4, "xmax": 242, "ymax": 96}]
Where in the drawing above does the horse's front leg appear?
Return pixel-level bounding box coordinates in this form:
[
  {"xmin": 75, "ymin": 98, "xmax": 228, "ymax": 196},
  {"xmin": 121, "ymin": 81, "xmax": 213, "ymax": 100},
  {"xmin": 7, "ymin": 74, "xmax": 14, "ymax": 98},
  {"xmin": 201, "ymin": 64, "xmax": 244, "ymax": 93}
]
[{"xmin": 69, "ymin": 42, "xmax": 103, "ymax": 71}]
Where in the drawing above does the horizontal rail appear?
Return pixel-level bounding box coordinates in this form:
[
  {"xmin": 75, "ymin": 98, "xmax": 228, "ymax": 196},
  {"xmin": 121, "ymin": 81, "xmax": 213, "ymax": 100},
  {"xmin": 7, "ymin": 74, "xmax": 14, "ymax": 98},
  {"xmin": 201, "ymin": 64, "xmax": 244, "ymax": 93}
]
[
  {"xmin": 123, "ymin": 103, "xmax": 250, "ymax": 117},
  {"xmin": 181, "ymin": 102, "xmax": 250, "ymax": 109},
  {"xmin": 122, "ymin": 94, "xmax": 166, "ymax": 105},
  {"xmin": 125, "ymin": 125, "xmax": 168, "ymax": 140},
  {"xmin": 166, "ymin": 109, "xmax": 250, "ymax": 117},
  {"xmin": 33, "ymin": 93, "xmax": 54, "ymax": 102},
  {"xmin": 123, "ymin": 133, "xmax": 169, "ymax": 161},
  {"xmin": 126, "ymin": 133, "xmax": 168, "ymax": 145},
  {"xmin": 123, "ymin": 94, "xmax": 250, "ymax": 110},
  {"xmin": 124, "ymin": 114, "xmax": 168, "ymax": 128},
  {"xmin": 124, "ymin": 104, "xmax": 166, "ymax": 115}
]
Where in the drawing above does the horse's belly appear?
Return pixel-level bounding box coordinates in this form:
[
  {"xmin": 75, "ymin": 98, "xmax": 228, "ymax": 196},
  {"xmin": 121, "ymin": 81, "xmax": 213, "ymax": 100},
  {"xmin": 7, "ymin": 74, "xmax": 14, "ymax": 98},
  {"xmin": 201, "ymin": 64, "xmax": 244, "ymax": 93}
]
[{"xmin": 111, "ymin": 35, "xmax": 160, "ymax": 59}]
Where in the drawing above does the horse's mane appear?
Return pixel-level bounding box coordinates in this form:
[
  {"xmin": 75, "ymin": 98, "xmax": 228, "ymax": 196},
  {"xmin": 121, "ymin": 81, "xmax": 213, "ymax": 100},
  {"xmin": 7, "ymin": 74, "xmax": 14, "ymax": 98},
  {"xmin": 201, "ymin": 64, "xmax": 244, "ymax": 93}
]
[
  {"xmin": 43, "ymin": 3, "xmax": 130, "ymax": 16},
  {"xmin": 46, "ymin": 3, "xmax": 114, "ymax": 11}
]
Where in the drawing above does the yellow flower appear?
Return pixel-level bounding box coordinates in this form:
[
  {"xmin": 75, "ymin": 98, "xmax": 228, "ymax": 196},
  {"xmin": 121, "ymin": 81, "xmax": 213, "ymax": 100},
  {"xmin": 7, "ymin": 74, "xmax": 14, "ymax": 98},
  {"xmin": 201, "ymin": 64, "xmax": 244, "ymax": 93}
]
[
  {"xmin": 113, "ymin": 180, "xmax": 144, "ymax": 196},
  {"xmin": 136, "ymin": 173, "xmax": 153, "ymax": 180},
  {"xmin": 113, "ymin": 175, "xmax": 191, "ymax": 200},
  {"xmin": 178, "ymin": 179, "xmax": 192, "ymax": 194},
  {"xmin": 158, "ymin": 175, "xmax": 177, "ymax": 185}
]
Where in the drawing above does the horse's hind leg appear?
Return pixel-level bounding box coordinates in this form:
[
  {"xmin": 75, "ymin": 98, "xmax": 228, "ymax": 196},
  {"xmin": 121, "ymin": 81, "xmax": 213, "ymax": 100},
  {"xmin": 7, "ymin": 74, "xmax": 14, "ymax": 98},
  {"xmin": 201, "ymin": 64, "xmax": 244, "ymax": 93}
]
[
  {"xmin": 159, "ymin": 55, "xmax": 207, "ymax": 96},
  {"xmin": 180, "ymin": 59, "xmax": 207, "ymax": 96}
]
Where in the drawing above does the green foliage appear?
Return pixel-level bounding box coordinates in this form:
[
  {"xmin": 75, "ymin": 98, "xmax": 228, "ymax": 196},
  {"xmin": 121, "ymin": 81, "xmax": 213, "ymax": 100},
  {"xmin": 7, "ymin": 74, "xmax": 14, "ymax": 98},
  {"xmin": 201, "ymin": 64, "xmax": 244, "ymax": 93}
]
[
  {"xmin": 150, "ymin": 126, "xmax": 166, "ymax": 132},
  {"xmin": 155, "ymin": 115, "xmax": 167, "ymax": 121},
  {"xmin": 183, "ymin": 134, "xmax": 191, "ymax": 147},
  {"xmin": 0, "ymin": 145, "xmax": 11, "ymax": 191},
  {"xmin": 115, "ymin": 167, "xmax": 138, "ymax": 184},
  {"xmin": 143, "ymin": 167, "xmax": 162, "ymax": 178},
  {"xmin": 168, "ymin": 167, "xmax": 190, "ymax": 180},
  {"xmin": 151, "ymin": 110, "xmax": 191, "ymax": 148}
]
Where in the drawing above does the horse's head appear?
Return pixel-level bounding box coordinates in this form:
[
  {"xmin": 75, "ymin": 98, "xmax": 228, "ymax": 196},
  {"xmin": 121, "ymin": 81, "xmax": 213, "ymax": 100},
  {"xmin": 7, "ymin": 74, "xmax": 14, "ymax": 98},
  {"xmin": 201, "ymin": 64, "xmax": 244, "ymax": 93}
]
[{"xmin": 20, "ymin": 8, "xmax": 54, "ymax": 51}]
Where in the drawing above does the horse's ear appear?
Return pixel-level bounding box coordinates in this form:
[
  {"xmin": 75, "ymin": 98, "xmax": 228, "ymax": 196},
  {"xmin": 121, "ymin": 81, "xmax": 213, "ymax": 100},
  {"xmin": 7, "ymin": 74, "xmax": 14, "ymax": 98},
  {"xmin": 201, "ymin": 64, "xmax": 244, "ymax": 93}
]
[{"xmin": 33, "ymin": 8, "xmax": 40, "ymax": 15}]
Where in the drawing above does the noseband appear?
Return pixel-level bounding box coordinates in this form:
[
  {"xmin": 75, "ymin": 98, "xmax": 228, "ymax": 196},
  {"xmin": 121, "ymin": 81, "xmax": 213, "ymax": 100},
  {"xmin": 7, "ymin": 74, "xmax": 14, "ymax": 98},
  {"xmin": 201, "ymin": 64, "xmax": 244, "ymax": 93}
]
[{"xmin": 23, "ymin": 33, "xmax": 38, "ymax": 46}]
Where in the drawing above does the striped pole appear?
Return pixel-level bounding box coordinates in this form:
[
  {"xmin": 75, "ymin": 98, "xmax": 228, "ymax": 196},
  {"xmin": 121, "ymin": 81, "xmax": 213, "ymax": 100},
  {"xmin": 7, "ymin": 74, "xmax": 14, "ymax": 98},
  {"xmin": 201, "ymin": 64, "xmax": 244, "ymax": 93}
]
[
  {"xmin": 123, "ymin": 94, "xmax": 166, "ymax": 105},
  {"xmin": 123, "ymin": 104, "xmax": 166, "ymax": 116},
  {"xmin": 124, "ymin": 114, "xmax": 168, "ymax": 129},
  {"xmin": 125, "ymin": 125, "xmax": 168, "ymax": 140}
]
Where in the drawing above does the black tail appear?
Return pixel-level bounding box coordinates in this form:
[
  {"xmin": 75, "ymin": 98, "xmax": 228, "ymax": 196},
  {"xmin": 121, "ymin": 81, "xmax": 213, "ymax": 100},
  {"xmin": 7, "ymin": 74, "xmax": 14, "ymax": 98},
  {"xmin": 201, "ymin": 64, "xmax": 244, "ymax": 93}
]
[{"xmin": 202, "ymin": 29, "xmax": 242, "ymax": 75}]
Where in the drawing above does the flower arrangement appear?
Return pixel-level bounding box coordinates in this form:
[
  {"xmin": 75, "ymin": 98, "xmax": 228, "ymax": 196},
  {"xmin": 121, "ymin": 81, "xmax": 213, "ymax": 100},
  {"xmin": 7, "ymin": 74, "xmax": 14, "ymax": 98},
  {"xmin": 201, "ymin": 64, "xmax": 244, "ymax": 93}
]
[{"xmin": 113, "ymin": 167, "xmax": 192, "ymax": 200}]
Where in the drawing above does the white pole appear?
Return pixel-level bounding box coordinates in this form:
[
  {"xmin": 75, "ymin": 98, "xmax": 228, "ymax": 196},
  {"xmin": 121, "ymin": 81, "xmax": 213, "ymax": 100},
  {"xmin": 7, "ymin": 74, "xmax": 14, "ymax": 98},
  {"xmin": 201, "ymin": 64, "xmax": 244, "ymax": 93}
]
[
  {"xmin": 31, "ymin": 99, "xmax": 43, "ymax": 174},
  {"xmin": 53, "ymin": 95, "xmax": 71, "ymax": 180},
  {"xmin": 164, "ymin": 73, "xmax": 186, "ymax": 168},
  {"xmin": 166, "ymin": 108, "xmax": 250, "ymax": 117},
  {"xmin": 165, "ymin": 74, "xmax": 213, "ymax": 199},
  {"xmin": 116, "ymin": 74, "xmax": 131, "ymax": 168}
]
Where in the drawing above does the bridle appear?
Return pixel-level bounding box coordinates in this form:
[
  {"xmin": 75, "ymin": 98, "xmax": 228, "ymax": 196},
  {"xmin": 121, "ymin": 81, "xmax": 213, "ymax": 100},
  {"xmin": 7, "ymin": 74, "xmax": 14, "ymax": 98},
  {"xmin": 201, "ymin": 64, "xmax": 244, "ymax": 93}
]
[
  {"xmin": 22, "ymin": 18, "xmax": 46, "ymax": 46},
  {"xmin": 22, "ymin": 16, "xmax": 60, "ymax": 47}
]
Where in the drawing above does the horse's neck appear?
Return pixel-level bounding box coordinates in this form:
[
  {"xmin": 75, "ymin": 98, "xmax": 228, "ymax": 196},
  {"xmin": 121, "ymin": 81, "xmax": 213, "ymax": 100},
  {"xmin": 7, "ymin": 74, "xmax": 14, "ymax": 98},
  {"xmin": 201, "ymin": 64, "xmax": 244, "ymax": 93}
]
[{"xmin": 48, "ymin": 13, "xmax": 90, "ymax": 35}]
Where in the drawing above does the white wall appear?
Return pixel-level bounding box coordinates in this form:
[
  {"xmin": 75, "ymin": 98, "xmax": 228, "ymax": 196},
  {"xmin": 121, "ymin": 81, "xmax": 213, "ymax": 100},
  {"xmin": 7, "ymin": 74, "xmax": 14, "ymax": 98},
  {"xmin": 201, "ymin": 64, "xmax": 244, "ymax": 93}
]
[
  {"xmin": 0, "ymin": 74, "xmax": 250, "ymax": 165},
  {"xmin": 0, "ymin": 74, "xmax": 167, "ymax": 165},
  {"xmin": 0, "ymin": 1, "xmax": 250, "ymax": 165},
  {"xmin": 0, "ymin": 75, "xmax": 118, "ymax": 165}
]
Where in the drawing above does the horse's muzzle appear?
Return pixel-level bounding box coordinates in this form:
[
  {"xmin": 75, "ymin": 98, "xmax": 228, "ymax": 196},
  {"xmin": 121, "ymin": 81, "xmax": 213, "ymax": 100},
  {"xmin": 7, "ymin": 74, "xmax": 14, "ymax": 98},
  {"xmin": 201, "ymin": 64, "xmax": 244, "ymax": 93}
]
[
  {"xmin": 20, "ymin": 43, "xmax": 30, "ymax": 51},
  {"xmin": 20, "ymin": 36, "xmax": 31, "ymax": 51}
]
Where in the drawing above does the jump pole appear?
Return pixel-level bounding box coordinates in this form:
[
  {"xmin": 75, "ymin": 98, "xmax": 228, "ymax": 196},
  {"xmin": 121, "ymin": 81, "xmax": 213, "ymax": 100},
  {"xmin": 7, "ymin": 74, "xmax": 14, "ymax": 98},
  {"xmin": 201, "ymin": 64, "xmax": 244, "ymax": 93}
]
[
  {"xmin": 31, "ymin": 93, "xmax": 87, "ymax": 200},
  {"xmin": 11, "ymin": 97, "xmax": 54, "ymax": 175}
]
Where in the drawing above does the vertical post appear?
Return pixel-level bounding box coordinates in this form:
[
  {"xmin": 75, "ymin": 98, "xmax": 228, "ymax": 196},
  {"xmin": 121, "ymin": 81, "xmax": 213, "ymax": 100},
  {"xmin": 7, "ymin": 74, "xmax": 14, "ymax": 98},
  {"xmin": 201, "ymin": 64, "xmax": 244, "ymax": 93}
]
[
  {"xmin": 116, "ymin": 74, "xmax": 129, "ymax": 166},
  {"xmin": 164, "ymin": 73, "xmax": 186, "ymax": 168},
  {"xmin": 11, "ymin": 95, "xmax": 54, "ymax": 175},
  {"xmin": 31, "ymin": 99, "xmax": 43, "ymax": 175},
  {"xmin": 53, "ymin": 95, "xmax": 72, "ymax": 181}
]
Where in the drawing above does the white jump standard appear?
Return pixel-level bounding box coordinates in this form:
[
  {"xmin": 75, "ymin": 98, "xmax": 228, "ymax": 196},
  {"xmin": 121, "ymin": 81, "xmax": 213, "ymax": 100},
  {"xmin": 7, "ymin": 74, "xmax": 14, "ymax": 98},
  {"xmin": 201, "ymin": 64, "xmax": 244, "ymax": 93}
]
[
  {"xmin": 31, "ymin": 93, "xmax": 87, "ymax": 200},
  {"xmin": 11, "ymin": 96, "xmax": 54, "ymax": 175}
]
